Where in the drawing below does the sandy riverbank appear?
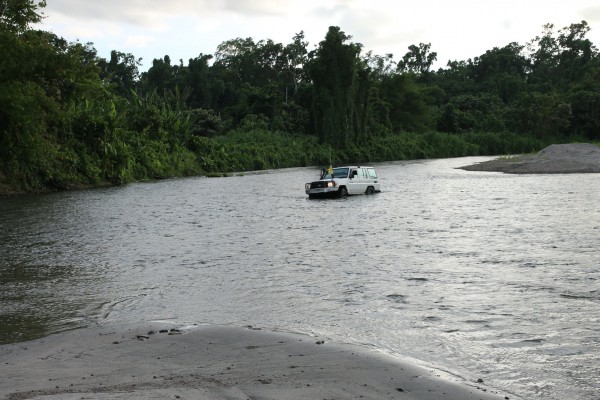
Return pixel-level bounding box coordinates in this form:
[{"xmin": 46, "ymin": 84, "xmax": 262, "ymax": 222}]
[
  {"xmin": 0, "ymin": 324, "xmax": 517, "ymax": 400},
  {"xmin": 459, "ymin": 143, "xmax": 600, "ymax": 174}
]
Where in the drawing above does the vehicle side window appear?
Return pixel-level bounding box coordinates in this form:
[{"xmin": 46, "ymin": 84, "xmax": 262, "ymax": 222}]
[
  {"xmin": 359, "ymin": 168, "xmax": 367, "ymax": 178},
  {"xmin": 368, "ymin": 169, "xmax": 377, "ymax": 179}
]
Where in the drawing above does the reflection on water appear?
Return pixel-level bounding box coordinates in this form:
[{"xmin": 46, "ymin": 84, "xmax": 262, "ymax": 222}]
[
  {"xmin": 1, "ymin": 158, "xmax": 599, "ymax": 400},
  {"xmin": 0, "ymin": 261, "xmax": 109, "ymax": 343}
]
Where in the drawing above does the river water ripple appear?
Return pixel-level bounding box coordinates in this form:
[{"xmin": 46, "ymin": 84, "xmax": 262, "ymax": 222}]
[{"xmin": 1, "ymin": 157, "xmax": 599, "ymax": 400}]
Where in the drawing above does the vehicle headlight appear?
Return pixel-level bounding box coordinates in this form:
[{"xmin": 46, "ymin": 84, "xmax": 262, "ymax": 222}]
[
  {"xmin": 327, "ymin": 181, "xmax": 336, "ymax": 187},
  {"xmin": 305, "ymin": 183, "xmax": 311, "ymax": 190}
]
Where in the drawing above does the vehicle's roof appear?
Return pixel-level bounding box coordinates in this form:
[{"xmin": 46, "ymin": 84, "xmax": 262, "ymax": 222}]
[{"xmin": 334, "ymin": 166, "xmax": 374, "ymax": 169}]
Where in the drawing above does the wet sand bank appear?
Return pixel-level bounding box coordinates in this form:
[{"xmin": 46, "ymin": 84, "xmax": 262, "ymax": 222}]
[
  {"xmin": 0, "ymin": 324, "xmax": 517, "ymax": 400},
  {"xmin": 459, "ymin": 143, "xmax": 600, "ymax": 174}
]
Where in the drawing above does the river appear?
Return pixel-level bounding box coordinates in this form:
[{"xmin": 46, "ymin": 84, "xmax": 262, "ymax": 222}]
[{"xmin": 1, "ymin": 157, "xmax": 598, "ymax": 400}]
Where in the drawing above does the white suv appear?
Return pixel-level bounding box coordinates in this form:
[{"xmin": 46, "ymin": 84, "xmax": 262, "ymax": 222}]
[{"xmin": 305, "ymin": 166, "xmax": 381, "ymax": 199}]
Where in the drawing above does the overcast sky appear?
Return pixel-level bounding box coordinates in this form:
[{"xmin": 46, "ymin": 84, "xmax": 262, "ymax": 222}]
[{"xmin": 37, "ymin": 0, "xmax": 600, "ymax": 72}]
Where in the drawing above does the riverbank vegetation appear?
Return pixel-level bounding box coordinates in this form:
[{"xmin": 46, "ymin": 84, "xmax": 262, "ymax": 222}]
[{"xmin": 1, "ymin": 1, "xmax": 599, "ymax": 193}]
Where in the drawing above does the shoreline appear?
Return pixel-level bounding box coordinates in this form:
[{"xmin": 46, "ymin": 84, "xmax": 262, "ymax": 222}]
[
  {"xmin": 0, "ymin": 324, "xmax": 518, "ymax": 400},
  {"xmin": 458, "ymin": 143, "xmax": 600, "ymax": 174},
  {"xmin": 3, "ymin": 143, "xmax": 598, "ymax": 196}
]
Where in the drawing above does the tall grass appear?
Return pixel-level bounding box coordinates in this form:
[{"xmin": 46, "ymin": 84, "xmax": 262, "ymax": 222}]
[{"xmin": 197, "ymin": 129, "xmax": 552, "ymax": 174}]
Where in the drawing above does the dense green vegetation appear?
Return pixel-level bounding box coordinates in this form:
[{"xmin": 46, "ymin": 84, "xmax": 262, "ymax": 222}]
[{"xmin": 1, "ymin": 1, "xmax": 599, "ymax": 193}]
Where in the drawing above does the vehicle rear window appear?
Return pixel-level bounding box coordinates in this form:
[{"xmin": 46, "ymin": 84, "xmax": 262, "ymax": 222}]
[{"xmin": 367, "ymin": 169, "xmax": 378, "ymax": 179}]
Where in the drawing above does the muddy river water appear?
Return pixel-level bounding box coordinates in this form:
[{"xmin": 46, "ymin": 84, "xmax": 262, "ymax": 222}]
[{"xmin": 1, "ymin": 157, "xmax": 598, "ymax": 400}]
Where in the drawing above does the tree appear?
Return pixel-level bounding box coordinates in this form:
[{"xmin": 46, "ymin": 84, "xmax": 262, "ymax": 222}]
[
  {"xmin": 211, "ymin": 37, "xmax": 289, "ymax": 127},
  {"xmin": 470, "ymin": 43, "xmax": 528, "ymax": 103},
  {"xmin": 142, "ymin": 55, "xmax": 176, "ymax": 93},
  {"xmin": 364, "ymin": 52, "xmax": 396, "ymax": 79},
  {"xmin": 509, "ymin": 91, "xmax": 571, "ymax": 138},
  {"xmin": 556, "ymin": 21, "xmax": 598, "ymax": 83},
  {"xmin": 214, "ymin": 37, "xmax": 281, "ymax": 86},
  {"xmin": 398, "ymin": 43, "xmax": 437, "ymax": 78},
  {"xmin": 380, "ymin": 73, "xmax": 432, "ymax": 132},
  {"xmin": 184, "ymin": 53, "xmax": 214, "ymax": 109},
  {"xmin": 527, "ymin": 23, "xmax": 558, "ymax": 89},
  {"xmin": 433, "ymin": 60, "xmax": 477, "ymax": 103},
  {"xmin": 528, "ymin": 21, "xmax": 598, "ymax": 89},
  {"xmin": 0, "ymin": 0, "xmax": 45, "ymax": 33},
  {"xmin": 0, "ymin": 16, "xmax": 117, "ymax": 189},
  {"xmin": 308, "ymin": 26, "xmax": 363, "ymax": 146},
  {"xmin": 98, "ymin": 50, "xmax": 141, "ymax": 97},
  {"xmin": 569, "ymin": 88, "xmax": 600, "ymax": 139},
  {"xmin": 282, "ymin": 31, "xmax": 309, "ymax": 100}
]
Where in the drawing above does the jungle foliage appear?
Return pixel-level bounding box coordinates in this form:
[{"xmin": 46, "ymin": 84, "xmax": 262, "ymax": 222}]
[{"xmin": 1, "ymin": 1, "xmax": 599, "ymax": 192}]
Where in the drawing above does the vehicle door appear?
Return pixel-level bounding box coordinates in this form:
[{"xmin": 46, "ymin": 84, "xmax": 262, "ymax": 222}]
[
  {"xmin": 348, "ymin": 168, "xmax": 367, "ymax": 194},
  {"xmin": 347, "ymin": 168, "xmax": 360, "ymax": 194}
]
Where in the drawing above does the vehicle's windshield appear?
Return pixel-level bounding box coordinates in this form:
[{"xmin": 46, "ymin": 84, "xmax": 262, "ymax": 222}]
[{"xmin": 321, "ymin": 167, "xmax": 349, "ymax": 179}]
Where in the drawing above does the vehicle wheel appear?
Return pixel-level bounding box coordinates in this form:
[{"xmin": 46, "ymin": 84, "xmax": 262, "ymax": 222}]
[
  {"xmin": 366, "ymin": 186, "xmax": 375, "ymax": 195},
  {"xmin": 308, "ymin": 194, "xmax": 316, "ymax": 199},
  {"xmin": 338, "ymin": 187, "xmax": 348, "ymax": 198}
]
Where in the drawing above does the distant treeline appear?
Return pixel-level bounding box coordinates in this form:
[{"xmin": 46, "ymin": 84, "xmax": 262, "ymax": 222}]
[{"xmin": 1, "ymin": 1, "xmax": 599, "ymax": 193}]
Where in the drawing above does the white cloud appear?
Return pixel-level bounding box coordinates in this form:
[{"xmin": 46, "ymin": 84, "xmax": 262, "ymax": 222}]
[
  {"xmin": 580, "ymin": 6, "xmax": 600, "ymax": 23},
  {"xmin": 36, "ymin": 0, "xmax": 600, "ymax": 71},
  {"xmin": 221, "ymin": 0, "xmax": 289, "ymax": 15},
  {"xmin": 125, "ymin": 34, "xmax": 155, "ymax": 49}
]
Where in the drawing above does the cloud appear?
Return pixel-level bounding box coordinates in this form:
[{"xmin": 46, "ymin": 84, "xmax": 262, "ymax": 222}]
[
  {"xmin": 580, "ymin": 6, "xmax": 600, "ymax": 22},
  {"xmin": 335, "ymin": 7, "xmax": 413, "ymax": 52},
  {"xmin": 45, "ymin": 0, "xmax": 207, "ymax": 28},
  {"xmin": 310, "ymin": 2, "xmax": 350, "ymax": 20},
  {"xmin": 221, "ymin": 0, "xmax": 289, "ymax": 15},
  {"xmin": 36, "ymin": 0, "xmax": 600, "ymax": 73},
  {"xmin": 125, "ymin": 34, "xmax": 155, "ymax": 48},
  {"xmin": 43, "ymin": 0, "xmax": 303, "ymax": 27}
]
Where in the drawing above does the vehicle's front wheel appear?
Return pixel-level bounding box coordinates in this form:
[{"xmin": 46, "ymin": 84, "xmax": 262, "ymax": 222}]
[
  {"xmin": 338, "ymin": 187, "xmax": 348, "ymax": 198},
  {"xmin": 366, "ymin": 186, "xmax": 375, "ymax": 195}
]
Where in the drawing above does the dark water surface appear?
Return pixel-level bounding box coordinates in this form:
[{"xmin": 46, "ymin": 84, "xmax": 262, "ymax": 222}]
[{"xmin": 1, "ymin": 157, "xmax": 599, "ymax": 400}]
